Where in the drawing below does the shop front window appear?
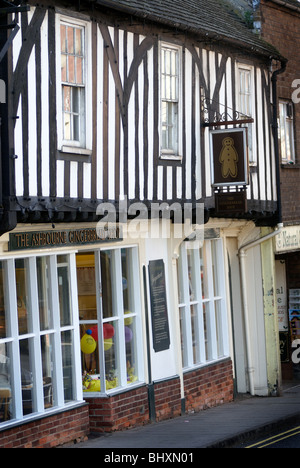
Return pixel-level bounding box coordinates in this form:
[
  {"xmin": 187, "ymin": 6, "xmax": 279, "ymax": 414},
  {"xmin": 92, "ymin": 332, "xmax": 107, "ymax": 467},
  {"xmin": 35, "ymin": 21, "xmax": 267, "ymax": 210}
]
[
  {"xmin": 0, "ymin": 253, "xmax": 82, "ymax": 428},
  {"xmin": 78, "ymin": 247, "xmax": 143, "ymax": 394},
  {"xmin": 178, "ymin": 239, "xmax": 229, "ymax": 369}
]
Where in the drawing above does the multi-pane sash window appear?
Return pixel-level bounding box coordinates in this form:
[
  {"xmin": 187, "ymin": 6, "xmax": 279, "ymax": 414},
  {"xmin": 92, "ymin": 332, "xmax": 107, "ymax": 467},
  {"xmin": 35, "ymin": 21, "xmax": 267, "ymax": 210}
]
[
  {"xmin": 0, "ymin": 254, "xmax": 82, "ymax": 426},
  {"xmin": 237, "ymin": 64, "xmax": 256, "ymax": 163},
  {"xmin": 279, "ymin": 100, "xmax": 295, "ymax": 164},
  {"xmin": 178, "ymin": 239, "xmax": 229, "ymax": 369},
  {"xmin": 61, "ymin": 22, "xmax": 86, "ymax": 147},
  {"xmin": 160, "ymin": 44, "xmax": 181, "ymax": 158}
]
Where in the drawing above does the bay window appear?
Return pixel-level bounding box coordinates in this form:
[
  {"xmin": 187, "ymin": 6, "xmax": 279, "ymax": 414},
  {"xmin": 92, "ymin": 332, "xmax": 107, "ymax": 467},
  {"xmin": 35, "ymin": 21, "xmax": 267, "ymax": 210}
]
[
  {"xmin": 0, "ymin": 254, "xmax": 82, "ymax": 426},
  {"xmin": 178, "ymin": 239, "xmax": 229, "ymax": 369}
]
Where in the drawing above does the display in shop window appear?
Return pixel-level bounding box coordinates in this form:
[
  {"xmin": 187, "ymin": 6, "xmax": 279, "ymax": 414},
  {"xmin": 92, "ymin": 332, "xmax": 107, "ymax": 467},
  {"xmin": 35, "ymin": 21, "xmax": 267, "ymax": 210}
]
[{"xmin": 77, "ymin": 249, "xmax": 141, "ymax": 393}]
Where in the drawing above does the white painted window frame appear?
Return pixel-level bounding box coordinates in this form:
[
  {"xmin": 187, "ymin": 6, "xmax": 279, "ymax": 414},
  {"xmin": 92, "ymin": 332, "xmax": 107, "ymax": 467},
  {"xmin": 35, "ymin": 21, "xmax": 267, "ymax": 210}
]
[
  {"xmin": 236, "ymin": 63, "xmax": 257, "ymax": 165},
  {"xmin": 178, "ymin": 239, "xmax": 229, "ymax": 370},
  {"xmin": 279, "ymin": 99, "xmax": 295, "ymax": 164},
  {"xmin": 159, "ymin": 41, "xmax": 183, "ymax": 161},
  {"xmin": 79, "ymin": 246, "xmax": 144, "ymax": 397},
  {"xmin": 0, "ymin": 252, "xmax": 82, "ymax": 429},
  {"xmin": 56, "ymin": 14, "xmax": 93, "ymax": 154}
]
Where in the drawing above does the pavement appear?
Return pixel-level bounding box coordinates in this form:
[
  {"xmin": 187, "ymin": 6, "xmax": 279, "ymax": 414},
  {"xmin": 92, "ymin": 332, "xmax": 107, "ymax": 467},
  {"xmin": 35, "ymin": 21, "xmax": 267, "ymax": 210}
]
[{"xmin": 64, "ymin": 381, "xmax": 300, "ymax": 449}]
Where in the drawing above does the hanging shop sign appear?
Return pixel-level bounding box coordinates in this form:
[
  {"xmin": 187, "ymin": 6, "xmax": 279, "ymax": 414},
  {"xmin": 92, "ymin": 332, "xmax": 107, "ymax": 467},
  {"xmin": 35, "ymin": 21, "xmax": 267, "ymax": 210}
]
[
  {"xmin": 210, "ymin": 128, "xmax": 249, "ymax": 187},
  {"xmin": 9, "ymin": 226, "xmax": 123, "ymax": 251},
  {"xmin": 148, "ymin": 259, "xmax": 171, "ymax": 353}
]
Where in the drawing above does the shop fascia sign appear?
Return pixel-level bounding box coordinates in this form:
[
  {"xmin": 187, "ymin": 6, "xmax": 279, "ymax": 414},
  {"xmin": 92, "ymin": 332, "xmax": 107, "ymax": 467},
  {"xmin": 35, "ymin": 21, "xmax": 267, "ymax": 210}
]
[
  {"xmin": 275, "ymin": 226, "xmax": 300, "ymax": 253},
  {"xmin": 9, "ymin": 226, "xmax": 123, "ymax": 251}
]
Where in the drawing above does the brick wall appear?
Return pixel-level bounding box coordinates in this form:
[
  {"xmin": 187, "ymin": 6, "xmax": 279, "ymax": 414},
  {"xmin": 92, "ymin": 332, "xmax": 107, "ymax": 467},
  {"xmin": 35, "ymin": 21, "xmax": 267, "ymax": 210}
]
[
  {"xmin": 88, "ymin": 385, "xmax": 150, "ymax": 433},
  {"xmin": 153, "ymin": 376, "xmax": 182, "ymax": 422},
  {"xmin": 260, "ymin": 0, "xmax": 300, "ymax": 224},
  {"xmin": 0, "ymin": 404, "xmax": 89, "ymax": 449},
  {"xmin": 87, "ymin": 361, "xmax": 233, "ymax": 433},
  {"xmin": 0, "ymin": 361, "xmax": 234, "ymax": 444},
  {"xmin": 87, "ymin": 378, "xmax": 181, "ymax": 433},
  {"xmin": 184, "ymin": 359, "xmax": 234, "ymax": 413}
]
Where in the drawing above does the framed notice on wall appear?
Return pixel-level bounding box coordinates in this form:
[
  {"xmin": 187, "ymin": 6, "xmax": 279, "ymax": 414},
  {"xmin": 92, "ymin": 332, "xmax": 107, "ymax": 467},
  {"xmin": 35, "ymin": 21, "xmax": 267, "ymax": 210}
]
[{"xmin": 148, "ymin": 259, "xmax": 170, "ymax": 353}]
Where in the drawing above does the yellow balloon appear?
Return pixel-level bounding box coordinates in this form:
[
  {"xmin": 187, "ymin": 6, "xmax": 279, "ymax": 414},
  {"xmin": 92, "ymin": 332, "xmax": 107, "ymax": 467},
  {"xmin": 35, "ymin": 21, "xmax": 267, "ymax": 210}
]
[
  {"xmin": 81, "ymin": 334, "xmax": 97, "ymax": 354},
  {"xmin": 124, "ymin": 310, "xmax": 133, "ymax": 326},
  {"xmin": 104, "ymin": 338, "xmax": 113, "ymax": 351}
]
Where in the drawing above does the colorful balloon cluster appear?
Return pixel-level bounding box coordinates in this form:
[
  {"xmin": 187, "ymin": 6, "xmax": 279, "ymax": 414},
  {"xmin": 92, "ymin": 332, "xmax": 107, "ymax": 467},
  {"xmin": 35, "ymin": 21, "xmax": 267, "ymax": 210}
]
[{"xmin": 80, "ymin": 321, "xmax": 133, "ymax": 355}]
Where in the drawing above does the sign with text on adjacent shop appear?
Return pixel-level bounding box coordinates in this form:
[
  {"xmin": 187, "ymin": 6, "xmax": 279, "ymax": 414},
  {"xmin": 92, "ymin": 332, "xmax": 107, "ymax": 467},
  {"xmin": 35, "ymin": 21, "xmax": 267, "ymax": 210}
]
[
  {"xmin": 210, "ymin": 128, "xmax": 249, "ymax": 187},
  {"xmin": 275, "ymin": 226, "xmax": 300, "ymax": 253}
]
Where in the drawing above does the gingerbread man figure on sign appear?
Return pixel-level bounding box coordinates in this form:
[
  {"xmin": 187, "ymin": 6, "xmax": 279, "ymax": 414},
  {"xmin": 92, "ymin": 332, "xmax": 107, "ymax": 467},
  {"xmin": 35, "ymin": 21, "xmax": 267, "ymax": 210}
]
[{"xmin": 219, "ymin": 137, "xmax": 239, "ymax": 179}]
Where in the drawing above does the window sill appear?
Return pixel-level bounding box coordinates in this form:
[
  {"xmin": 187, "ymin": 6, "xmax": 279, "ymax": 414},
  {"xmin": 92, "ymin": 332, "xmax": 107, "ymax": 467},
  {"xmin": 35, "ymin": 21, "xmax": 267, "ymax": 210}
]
[
  {"xmin": 57, "ymin": 146, "xmax": 92, "ymax": 162},
  {"xmin": 281, "ymin": 162, "xmax": 300, "ymax": 169},
  {"xmin": 159, "ymin": 154, "xmax": 182, "ymax": 163},
  {"xmin": 82, "ymin": 381, "xmax": 146, "ymax": 398},
  {"xmin": 61, "ymin": 146, "xmax": 92, "ymax": 156}
]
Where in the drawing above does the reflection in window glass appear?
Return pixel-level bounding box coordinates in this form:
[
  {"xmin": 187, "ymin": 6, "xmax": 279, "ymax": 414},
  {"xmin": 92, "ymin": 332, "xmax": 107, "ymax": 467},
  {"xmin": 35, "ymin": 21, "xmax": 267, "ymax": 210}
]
[
  {"xmin": 0, "ymin": 343, "xmax": 12, "ymax": 422},
  {"xmin": 57, "ymin": 256, "xmax": 72, "ymax": 327},
  {"xmin": 104, "ymin": 320, "xmax": 119, "ymax": 391},
  {"xmin": 0, "ymin": 263, "xmax": 7, "ymax": 339},
  {"xmin": 20, "ymin": 338, "xmax": 34, "ymax": 415},
  {"xmin": 37, "ymin": 257, "xmax": 51, "ymax": 331},
  {"xmin": 100, "ymin": 251, "xmax": 113, "ymax": 319},
  {"xmin": 77, "ymin": 253, "xmax": 97, "ymax": 322},
  {"xmin": 41, "ymin": 335, "xmax": 53, "ymax": 409},
  {"xmin": 15, "ymin": 259, "xmax": 30, "ymax": 335},
  {"xmin": 61, "ymin": 330, "xmax": 74, "ymax": 403}
]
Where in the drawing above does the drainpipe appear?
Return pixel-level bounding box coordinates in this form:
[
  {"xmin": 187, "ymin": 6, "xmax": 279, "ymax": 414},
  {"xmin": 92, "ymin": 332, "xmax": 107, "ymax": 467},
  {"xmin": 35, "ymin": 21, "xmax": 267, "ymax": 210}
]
[{"xmin": 271, "ymin": 58, "xmax": 287, "ymax": 226}]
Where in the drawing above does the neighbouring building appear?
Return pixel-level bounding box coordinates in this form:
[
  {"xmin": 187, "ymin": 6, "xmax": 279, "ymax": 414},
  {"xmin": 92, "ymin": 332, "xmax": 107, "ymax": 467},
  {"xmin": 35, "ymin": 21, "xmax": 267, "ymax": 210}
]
[
  {"xmin": 232, "ymin": 0, "xmax": 300, "ymax": 382},
  {"xmin": 0, "ymin": 0, "xmax": 286, "ymax": 448}
]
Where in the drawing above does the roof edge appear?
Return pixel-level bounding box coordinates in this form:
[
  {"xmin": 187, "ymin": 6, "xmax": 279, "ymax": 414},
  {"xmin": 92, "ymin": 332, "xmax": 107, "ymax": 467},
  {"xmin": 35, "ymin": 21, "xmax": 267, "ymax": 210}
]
[{"xmin": 93, "ymin": 0, "xmax": 283, "ymax": 60}]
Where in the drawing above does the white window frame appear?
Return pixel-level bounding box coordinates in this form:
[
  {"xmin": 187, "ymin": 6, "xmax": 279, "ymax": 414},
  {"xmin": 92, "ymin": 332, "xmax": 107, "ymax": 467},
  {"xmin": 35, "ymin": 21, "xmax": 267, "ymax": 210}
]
[
  {"xmin": 159, "ymin": 42, "xmax": 183, "ymax": 161},
  {"xmin": 0, "ymin": 252, "xmax": 83, "ymax": 429},
  {"xmin": 79, "ymin": 246, "xmax": 144, "ymax": 396},
  {"xmin": 178, "ymin": 239, "xmax": 229, "ymax": 370},
  {"xmin": 279, "ymin": 100, "xmax": 295, "ymax": 164},
  {"xmin": 236, "ymin": 63, "xmax": 257, "ymax": 165},
  {"xmin": 56, "ymin": 15, "xmax": 93, "ymax": 155}
]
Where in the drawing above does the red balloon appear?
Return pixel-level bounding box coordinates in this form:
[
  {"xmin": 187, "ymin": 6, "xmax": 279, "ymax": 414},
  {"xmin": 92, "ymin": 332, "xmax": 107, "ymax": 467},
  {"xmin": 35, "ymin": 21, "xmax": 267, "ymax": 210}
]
[
  {"xmin": 90, "ymin": 325, "xmax": 98, "ymax": 341},
  {"xmin": 103, "ymin": 323, "xmax": 115, "ymax": 339}
]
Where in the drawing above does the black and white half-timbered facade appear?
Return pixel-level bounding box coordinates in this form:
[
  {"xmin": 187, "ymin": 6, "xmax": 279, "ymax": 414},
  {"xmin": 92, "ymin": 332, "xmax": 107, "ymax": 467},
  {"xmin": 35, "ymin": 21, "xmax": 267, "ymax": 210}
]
[{"xmin": 0, "ymin": 0, "xmax": 287, "ymax": 446}]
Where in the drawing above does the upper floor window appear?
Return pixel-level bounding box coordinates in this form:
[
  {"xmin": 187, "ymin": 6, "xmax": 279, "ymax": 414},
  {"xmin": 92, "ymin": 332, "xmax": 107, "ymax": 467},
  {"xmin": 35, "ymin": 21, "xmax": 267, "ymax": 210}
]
[
  {"xmin": 61, "ymin": 23, "xmax": 85, "ymax": 146},
  {"xmin": 160, "ymin": 43, "xmax": 182, "ymax": 160},
  {"xmin": 237, "ymin": 64, "xmax": 256, "ymax": 164},
  {"xmin": 279, "ymin": 100, "xmax": 295, "ymax": 164},
  {"xmin": 57, "ymin": 17, "xmax": 92, "ymax": 154}
]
